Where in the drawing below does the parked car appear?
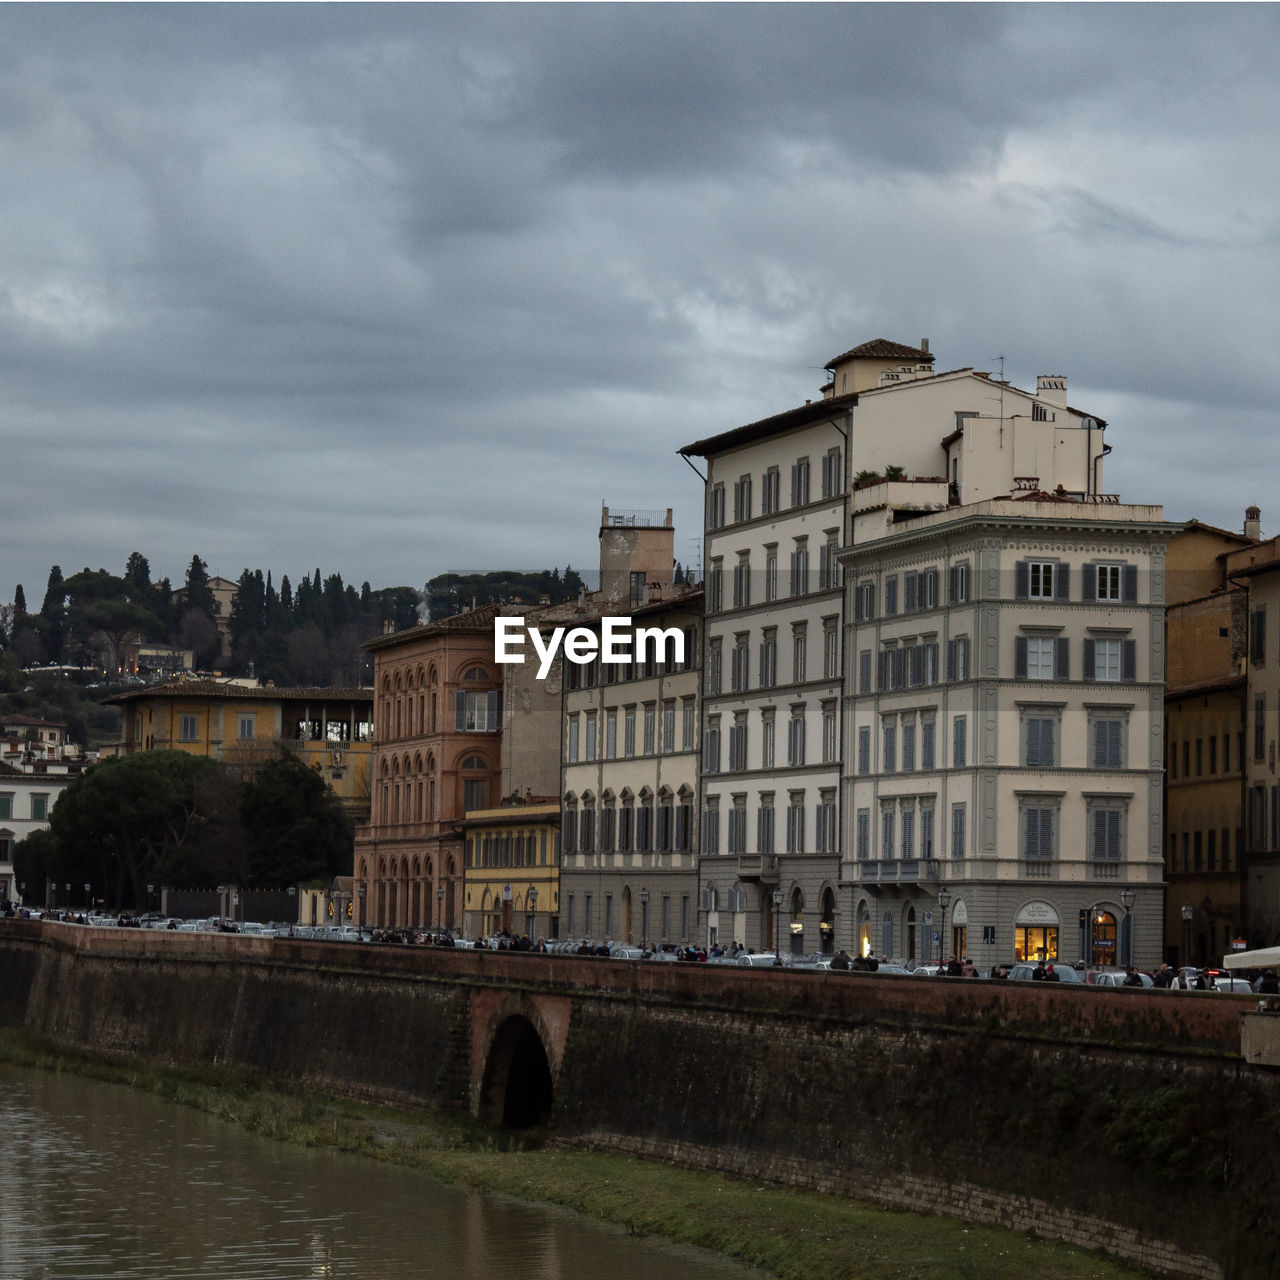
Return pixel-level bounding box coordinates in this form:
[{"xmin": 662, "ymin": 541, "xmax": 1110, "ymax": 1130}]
[
  {"xmin": 1089, "ymin": 969, "xmax": 1154, "ymax": 988},
  {"xmin": 1210, "ymin": 977, "xmax": 1254, "ymax": 995},
  {"xmin": 1007, "ymin": 961, "xmax": 1084, "ymax": 984},
  {"xmin": 737, "ymin": 952, "xmax": 784, "ymax": 967}
]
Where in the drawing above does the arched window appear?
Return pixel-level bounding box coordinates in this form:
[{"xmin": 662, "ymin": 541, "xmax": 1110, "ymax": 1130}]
[{"xmin": 461, "ymin": 755, "xmax": 490, "ymax": 812}]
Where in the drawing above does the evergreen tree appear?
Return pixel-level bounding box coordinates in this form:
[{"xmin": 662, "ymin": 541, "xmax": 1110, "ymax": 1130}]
[
  {"xmin": 183, "ymin": 555, "xmax": 216, "ymax": 616},
  {"xmin": 14, "ymin": 584, "xmax": 26, "ymax": 618},
  {"xmin": 124, "ymin": 551, "xmax": 151, "ymax": 595},
  {"xmin": 40, "ymin": 565, "xmax": 66, "ymax": 661}
]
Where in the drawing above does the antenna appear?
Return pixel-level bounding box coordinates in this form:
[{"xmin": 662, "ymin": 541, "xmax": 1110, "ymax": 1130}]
[{"xmin": 992, "ymin": 353, "xmax": 1006, "ymax": 448}]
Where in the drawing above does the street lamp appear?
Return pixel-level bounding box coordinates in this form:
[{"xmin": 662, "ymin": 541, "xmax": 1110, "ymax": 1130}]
[
  {"xmin": 528, "ymin": 885, "xmax": 538, "ymax": 940},
  {"xmin": 639, "ymin": 887, "xmax": 650, "ymax": 948},
  {"xmin": 1181, "ymin": 902, "xmax": 1194, "ymax": 967},
  {"xmin": 357, "ymin": 883, "xmax": 367, "ymax": 935},
  {"xmin": 937, "ymin": 887, "xmax": 951, "ymax": 966},
  {"xmin": 771, "ymin": 887, "xmax": 783, "ymax": 965},
  {"xmin": 437, "ymin": 884, "xmax": 445, "ymax": 930},
  {"xmin": 1120, "ymin": 888, "xmax": 1136, "ymax": 968}
]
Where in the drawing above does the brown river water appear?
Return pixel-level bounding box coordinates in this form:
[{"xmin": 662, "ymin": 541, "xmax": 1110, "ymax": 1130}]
[{"xmin": 0, "ymin": 1065, "xmax": 756, "ymax": 1280}]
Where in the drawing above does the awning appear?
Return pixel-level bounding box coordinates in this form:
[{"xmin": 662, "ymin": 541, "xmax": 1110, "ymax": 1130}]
[{"xmin": 1223, "ymin": 946, "xmax": 1280, "ymax": 970}]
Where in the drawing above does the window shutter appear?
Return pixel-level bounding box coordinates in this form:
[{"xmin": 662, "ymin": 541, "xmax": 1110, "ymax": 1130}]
[
  {"xmin": 1122, "ymin": 639, "xmax": 1137, "ymax": 682},
  {"xmin": 454, "ymin": 691, "xmax": 466, "ymax": 730},
  {"xmin": 1014, "ymin": 635, "xmax": 1028, "ymax": 678},
  {"xmin": 904, "ymin": 573, "xmax": 917, "ymax": 613},
  {"xmin": 877, "ymin": 650, "xmax": 888, "ymax": 690},
  {"xmin": 1043, "ymin": 720, "xmax": 1055, "ymax": 767},
  {"xmin": 1123, "ymin": 564, "xmax": 1139, "ymax": 603},
  {"xmin": 1055, "ymin": 564, "xmax": 1070, "ymax": 601},
  {"xmin": 1039, "ymin": 808, "xmax": 1054, "ymax": 856},
  {"xmin": 1027, "ymin": 718, "xmax": 1041, "ymax": 765},
  {"xmin": 488, "ymin": 690, "xmax": 500, "ymax": 728},
  {"xmin": 1015, "ymin": 560, "xmax": 1029, "ymax": 599},
  {"xmin": 949, "ymin": 565, "xmax": 959, "ymax": 603},
  {"xmin": 1055, "ymin": 637, "xmax": 1070, "ymax": 680},
  {"xmin": 1025, "ymin": 808, "xmax": 1040, "ymax": 858},
  {"xmin": 1082, "ymin": 563, "xmax": 1097, "ymax": 603},
  {"xmin": 946, "ymin": 640, "xmax": 957, "ymax": 682},
  {"xmin": 1083, "ymin": 638, "xmax": 1096, "ymax": 682}
]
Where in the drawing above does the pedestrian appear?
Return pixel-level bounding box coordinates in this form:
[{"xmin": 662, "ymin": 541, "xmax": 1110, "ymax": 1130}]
[
  {"xmin": 1044, "ymin": 963, "xmax": 1061, "ymax": 982},
  {"xmin": 1154, "ymin": 963, "xmax": 1173, "ymax": 989},
  {"xmin": 1122, "ymin": 967, "xmax": 1144, "ymax": 988},
  {"xmin": 1258, "ymin": 970, "xmax": 1280, "ymax": 995}
]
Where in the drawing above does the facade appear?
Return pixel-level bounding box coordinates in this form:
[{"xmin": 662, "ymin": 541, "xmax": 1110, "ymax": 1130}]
[
  {"xmin": 460, "ymin": 800, "xmax": 560, "ymax": 939},
  {"xmin": 559, "ymin": 589, "xmax": 702, "ymax": 946},
  {"xmin": 842, "ymin": 491, "xmax": 1176, "ymax": 971},
  {"xmin": 0, "ymin": 764, "xmax": 76, "ymax": 904},
  {"xmin": 680, "ymin": 338, "xmax": 1112, "ymax": 955},
  {"xmin": 109, "ymin": 680, "xmax": 374, "ymax": 818}
]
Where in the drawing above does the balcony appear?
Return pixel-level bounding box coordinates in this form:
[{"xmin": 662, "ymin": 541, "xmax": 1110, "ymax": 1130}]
[
  {"xmin": 736, "ymin": 854, "xmax": 777, "ymax": 882},
  {"xmin": 1024, "ymin": 860, "xmax": 1053, "ymax": 879}
]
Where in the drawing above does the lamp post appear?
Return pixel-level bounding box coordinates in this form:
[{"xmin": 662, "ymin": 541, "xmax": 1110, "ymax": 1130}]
[
  {"xmin": 937, "ymin": 887, "xmax": 951, "ymax": 966},
  {"xmin": 1120, "ymin": 887, "xmax": 1136, "ymax": 968},
  {"xmin": 147, "ymin": 883, "xmax": 155, "ymax": 916},
  {"xmin": 771, "ymin": 887, "xmax": 783, "ymax": 965},
  {"xmin": 437, "ymin": 884, "xmax": 445, "ymax": 932},
  {"xmin": 1181, "ymin": 902, "xmax": 1194, "ymax": 967},
  {"xmin": 639, "ymin": 887, "xmax": 650, "ymax": 948},
  {"xmin": 357, "ymin": 883, "xmax": 366, "ymax": 937},
  {"xmin": 528, "ymin": 885, "xmax": 538, "ymax": 940}
]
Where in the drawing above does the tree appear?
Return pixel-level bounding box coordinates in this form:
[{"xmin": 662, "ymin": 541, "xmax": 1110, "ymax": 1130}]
[
  {"xmin": 61, "ymin": 569, "xmax": 163, "ymax": 673},
  {"xmin": 239, "ymin": 753, "xmax": 353, "ymax": 886},
  {"xmin": 124, "ymin": 552, "xmax": 152, "ymax": 596},
  {"xmin": 40, "ymin": 565, "xmax": 66, "ymax": 661},
  {"xmin": 45, "ymin": 751, "xmax": 240, "ymax": 907}
]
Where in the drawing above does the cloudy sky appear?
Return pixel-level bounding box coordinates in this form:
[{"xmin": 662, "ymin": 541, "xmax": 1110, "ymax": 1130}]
[{"xmin": 2, "ymin": 3, "xmax": 1277, "ymax": 607}]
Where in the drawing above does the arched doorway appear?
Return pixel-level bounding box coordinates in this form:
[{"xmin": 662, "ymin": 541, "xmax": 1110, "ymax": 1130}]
[
  {"xmin": 856, "ymin": 900, "xmax": 871, "ymax": 957},
  {"xmin": 1090, "ymin": 908, "xmax": 1117, "ymax": 967},
  {"xmin": 477, "ymin": 1015, "xmax": 553, "ymax": 1130},
  {"xmin": 1015, "ymin": 900, "xmax": 1060, "ymax": 961},
  {"xmin": 789, "ymin": 886, "xmax": 805, "ymax": 955},
  {"xmin": 905, "ymin": 904, "xmax": 917, "ymax": 962}
]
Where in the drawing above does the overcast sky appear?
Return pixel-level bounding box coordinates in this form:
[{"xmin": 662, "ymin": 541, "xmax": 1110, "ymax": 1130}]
[{"xmin": 3, "ymin": 3, "xmax": 1277, "ymax": 607}]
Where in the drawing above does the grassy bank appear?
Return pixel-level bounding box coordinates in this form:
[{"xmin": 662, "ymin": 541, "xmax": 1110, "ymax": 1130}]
[{"xmin": 0, "ymin": 1027, "xmax": 1143, "ymax": 1280}]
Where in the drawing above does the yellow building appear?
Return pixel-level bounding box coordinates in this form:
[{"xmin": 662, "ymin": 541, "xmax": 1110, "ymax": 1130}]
[
  {"xmin": 109, "ymin": 680, "xmax": 374, "ymax": 821},
  {"xmin": 460, "ymin": 800, "xmax": 560, "ymax": 940}
]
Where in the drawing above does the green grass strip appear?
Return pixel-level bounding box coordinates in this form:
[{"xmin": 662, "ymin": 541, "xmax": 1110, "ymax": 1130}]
[{"xmin": 0, "ymin": 1027, "xmax": 1145, "ymax": 1280}]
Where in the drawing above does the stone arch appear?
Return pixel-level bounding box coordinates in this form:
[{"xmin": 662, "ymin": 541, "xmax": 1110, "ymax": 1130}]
[
  {"xmin": 473, "ymin": 995, "xmax": 562, "ymax": 1129},
  {"xmin": 789, "ymin": 884, "xmax": 806, "ymax": 955}
]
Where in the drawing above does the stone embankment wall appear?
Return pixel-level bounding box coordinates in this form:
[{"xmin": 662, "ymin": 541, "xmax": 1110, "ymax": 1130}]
[{"xmin": 2, "ymin": 920, "xmax": 1274, "ymax": 1280}]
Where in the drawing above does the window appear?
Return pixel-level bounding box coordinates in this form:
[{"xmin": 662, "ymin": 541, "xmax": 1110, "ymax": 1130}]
[
  {"xmin": 708, "ymin": 639, "xmax": 722, "ymax": 695},
  {"xmin": 821, "ymin": 447, "xmax": 842, "ymax": 499},
  {"xmin": 901, "ymin": 716, "xmax": 916, "ymax": 772},
  {"xmin": 953, "ymin": 715, "xmax": 967, "ymax": 768},
  {"xmin": 237, "ymin": 713, "xmax": 255, "ymax": 740},
  {"xmin": 821, "ymin": 701, "xmax": 837, "ymax": 764},
  {"xmin": 920, "ymin": 802, "xmax": 935, "ymax": 859},
  {"xmin": 759, "ymin": 628, "xmax": 778, "ymax": 688},
  {"xmin": 947, "ymin": 635, "xmax": 970, "ymax": 682},
  {"xmin": 792, "ymin": 625, "xmax": 807, "ymax": 683},
  {"xmin": 643, "ymin": 703, "xmax": 656, "ymax": 755},
  {"xmin": 857, "ymin": 725, "xmax": 871, "ymax": 775},
  {"xmin": 882, "ymin": 717, "xmax": 897, "ymax": 773},
  {"xmin": 1252, "ymin": 609, "xmax": 1268, "ymax": 665},
  {"xmin": 703, "ymin": 717, "xmax": 721, "ymax": 773},
  {"xmin": 1090, "ymin": 802, "xmax": 1126, "ymax": 861},
  {"xmin": 761, "ymin": 709, "xmax": 776, "ymax": 768},
  {"xmin": 1016, "ymin": 559, "xmax": 1067, "ymax": 600},
  {"xmin": 1023, "ymin": 713, "xmax": 1058, "ymax": 767},
  {"xmin": 1022, "ymin": 803, "xmax": 1056, "ymax": 862},
  {"xmin": 949, "ymin": 561, "xmax": 970, "ymax": 604},
  {"xmin": 854, "ymin": 580, "xmax": 875, "ymax": 621},
  {"xmin": 31, "ymin": 793, "xmax": 48, "ymax": 822},
  {"xmin": 823, "ymin": 617, "xmax": 838, "ymax": 679},
  {"xmin": 790, "ymin": 540, "xmax": 809, "ymax": 596},
  {"xmin": 757, "ymin": 794, "xmax": 775, "ymax": 855},
  {"xmin": 729, "ymin": 714, "xmax": 748, "ymax": 772},
  {"xmin": 708, "ymin": 482, "xmax": 726, "ymax": 530},
  {"xmin": 733, "ymin": 474, "xmax": 752, "ymax": 523},
  {"xmin": 179, "ymin": 715, "xmax": 198, "ymax": 741},
  {"xmin": 951, "ymin": 802, "xmax": 966, "ymax": 858},
  {"xmin": 786, "ymin": 792, "xmax": 806, "ymax": 852},
  {"xmin": 464, "ymin": 777, "xmax": 487, "ymax": 811},
  {"xmin": 455, "ymin": 690, "xmax": 500, "ymax": 732},
  {"xmin": 624, "ymin": 706, "xmax": 636, "ymax": 758},
  {"xmin": 620, "ymin": 796, "xmax": 635, "ymax": 851},
  {"xmin": 708, "ymin": 560, "xmax": 725, "ymax": 614},
  {"xmin": 881, "ymin": 802, "xmax": 895, "ymax": 860},
  {"xmin": 1091, "ymin": 715, "xmax": 1125, "ymax": 769},
  {"xmin": 816, "ymin": 790, "xmax": 836, "ymax": 852},
  {"xmin": 791, "ymin": 456, "xmax": 810, "ymax": 507},
  {"xmin": 585, "ymin": 713, "xmax": 597, "ymax": 762},
  {"xmin": 819, "ymin": 532, "xmax": 840, "ymax": 590},
  {"xmin": 856, "ymin": 808, "xmax": 871, "ymax": 860},
  {"xmin": 662, "ymin": 700, "xmax": 676, "ymax": 753},
  {"xmin": 765, "ymin": 546, "xmax": 778, "ymax": 602},
  {"xmin": 921, "ymin": 715, "xmax": 936, "ymax": 770},
  {"xmin": 1086, "ymin": 562, "xmax": 1138, "ymax": 604},
  {"xmin": 702, "ymin": 798, "xmax": 720, "ymax": 854},
  {"xmin": 682, "ymin": 698, "xmax": 695, "ymax": 751},
  {"xmin": 884, "ymin": 575, "xmax": 898, "ymax": 617},
  {"xmin": 858, "ymin": 649, "xmax": 872, "ymax": 694},
  {"xmin": 728, "ymin": 796, "xmax": 747, "ymax": 854},
  {"xmin": 762, "ymin": 467, "xmax": 781, "ymax": 516},
  {"xmin": 1084, "ymin": 637, "xmax": 1136, "ymax": 682},
  {"xmin": 787, "ymin": 707, "xmax": 806, "ymax": 767},
  {"xmin": 900, "ymin": 804, "xmax": 915, "ymax": 860},
  {"xmin": 1016, "ymin": 634, "xmax": 1068, "ymax": 680},
  {"xmin": 731, "ymin": 633, "xmax": 749, "ymax": 692},
  {"xmin": 1256, "ymin": 697, "xmax": 1267, "ymax": 761},
  {"xmin": 605, "ymin": 710, "xmax": 617, "ymax": 759},
  {"xmin": 733, "ymin": 554, "xmax": 751, "ymax": 608},
  {"xmin": 567, "ymin": 715, "xmax": 580, "ymax": 763}
]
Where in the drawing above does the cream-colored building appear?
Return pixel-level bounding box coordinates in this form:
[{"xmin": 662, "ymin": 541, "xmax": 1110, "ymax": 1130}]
[
  {"xmin": 680, "ymin": 338, "xmax": 1115, "ymax": 956},
  {"xmin": 842, "ymin": 489, "xmax": 1176, "ymax": 969}
]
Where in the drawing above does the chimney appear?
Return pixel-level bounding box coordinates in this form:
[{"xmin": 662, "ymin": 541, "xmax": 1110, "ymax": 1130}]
[
  {"xmin": 1036, "ymin": 375, "xmax": 1068, "ymax": 409},
  {"xmin": 1245, "ymin": 506, "xmax": 1262, "ymax": 542},
  {"xmin": 921, "ymin": 338, "xmax": 930, "ymax": 354}
]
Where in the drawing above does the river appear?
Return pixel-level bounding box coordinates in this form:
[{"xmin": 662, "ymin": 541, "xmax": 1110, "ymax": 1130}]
[{"xmin": 0, "ymin": 1065, "xmax": 755, "ymax": 1280}]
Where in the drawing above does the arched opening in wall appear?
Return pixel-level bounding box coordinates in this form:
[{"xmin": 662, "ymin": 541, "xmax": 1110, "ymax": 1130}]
[
  {"xmin": 478, "ymin": 1015, "xmax": 553, "ymax": 1131},
  {"xmin": 819, "ymin": 887, "xmax": 836, "ymax": 954},
  {"xmin": 789, "ymin": 886, "xmax": 805, "ymax": 955}
]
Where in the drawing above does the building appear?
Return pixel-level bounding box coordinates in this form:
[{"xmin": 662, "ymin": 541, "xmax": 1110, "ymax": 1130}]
[
  {"xmin": 108, "ymin": 680, "xmax": 374, "ymax": 819},
  {"xmin": 559, "ymin": 586, "xmax": 703, "ymax": 947},
  {"xmin": 679, "ymin": 338, "xmax": 1113, "ymax": 955},
  {"xmin": 843, "ymin": 488, "xmax": 1176, "ymax": 970},
  {"xmin": 459, "ymin": 799, "xmax": 560, "ymax": 939}
]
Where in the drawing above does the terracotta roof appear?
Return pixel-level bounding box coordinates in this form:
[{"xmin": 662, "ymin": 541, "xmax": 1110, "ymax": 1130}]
[
  {"xmin": 363, "ymin": 601, "xmax": 522, "ymax": 652},
  {"xmin": 106, "ymin": 680, "xmax": 371, "ymax": 706},
  {"xmin": 1179, "ymin": 518, "xmax": 1255, "ymax": 546},
  {"xmin": 824, "ymin": 338, "xmax": 935, "ymax": 368}
]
